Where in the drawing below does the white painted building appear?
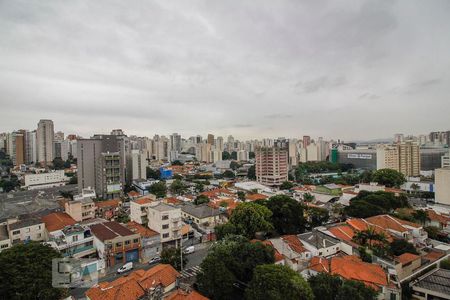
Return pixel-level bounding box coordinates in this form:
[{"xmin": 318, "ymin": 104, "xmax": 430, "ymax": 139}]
[
  {"xmin": 147, "ymin": 203, "xmax": 182, "ymax": 244},
  {"xmin": 24, "ymin": 170, "xmax": 68, "ymax": 190}
]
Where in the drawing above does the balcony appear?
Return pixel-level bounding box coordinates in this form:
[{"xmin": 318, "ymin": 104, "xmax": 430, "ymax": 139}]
[
  {"xmin": 172, "ymin": 224, "xmax": 182, "ymax": 231},
  {"xmin": 171, "ymin": 217, "xmax": 181, "ymax": 223}
]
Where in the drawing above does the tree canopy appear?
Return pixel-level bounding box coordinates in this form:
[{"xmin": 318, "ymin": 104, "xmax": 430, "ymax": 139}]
[
  {"xmin": 197, "ymin": 236, "xmax": 274, "ymax": 300},
  {"xmin": 371, "ymin": 169, "xmax": 406, "ymax": 188},
  {"xmin": 247, "ymin": 165, "xmax": 256, "ymax": 180},
  {"xmin": 308, "ymin": 273, "xmax": 378, "ymax": 300},
  {"xmin": 0, "ymin": 242, "xmax": 67, "ymax": 300},
  {"xmin": 344, "ymin": 191, "xmax": 409, "ymax": 218},
  {"xmin": 160, "ymin": 247, "xmax": 187, "ymax": 271},
  {"xmin": 222, "ymin": 170, "xmax": 235, "ymax": 179},
  {"xmin": 263, "ymin": 195, "xmax": 305, "ymax": 235},
  {"xmin": 169, "ymin": 179, "xmax": 186, "ymax": 195},
  {"xmin": 246, "ymin": 264, "xmax": 313, "ymax": 300},
  {"xmin": 228, "ymin": 203, "xmax": 273, "ymax": 239},
  {"xmin": 146, "ymin": 167, "xmax": 160, "ymax": 180},
  {"xmin": 148, "ymin": 181, "xmax": 167, "ymax": 198},
  {"xmin": 279, "ymin": 181, "xmax": 294, "ymax": 190},
  {"xmin": 194, "ymin": 194, "xmax": 210, "ymax": 205},
  {"xmin": 389, "ymin": 239, "xmax": 418, "ymax": 256}
]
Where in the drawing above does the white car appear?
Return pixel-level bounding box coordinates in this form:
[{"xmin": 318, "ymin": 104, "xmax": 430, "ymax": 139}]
[
  {"xmin": 183, "ymin": 246, "xmax": 195, "ymax": 254},
  {"xmin": 148, "ymin": 256, "xmax": 161, "ymax": 265},
  {"xmin": 117, "ymin": 262, "xmax": 133, "ymax": 274}
]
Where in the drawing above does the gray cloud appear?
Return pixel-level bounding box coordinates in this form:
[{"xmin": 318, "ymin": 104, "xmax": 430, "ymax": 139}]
[{"xmin": 0, "ymin": 0, "xmax": 450, "ymax": 140}]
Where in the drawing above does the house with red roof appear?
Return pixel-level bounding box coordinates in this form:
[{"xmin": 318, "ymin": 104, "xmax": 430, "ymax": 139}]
[
  {"xmin": 85, "ymin": 264, "xmax": 181, "ymax": 300},
  {"xmin": 269, "ymin": 235, "xmax": 313, "ymax": 271}
]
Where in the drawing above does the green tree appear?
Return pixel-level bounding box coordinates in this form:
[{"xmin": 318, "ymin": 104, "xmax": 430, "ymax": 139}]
[
  {"xmin": 237, "ymin": 191, "xmax": 246, "ymax": 201},
  {"xmin": 279, "ymin": 181, "xmax": 294, "ymax": 190},
  {"xmin": 440, "ymin": 259, "xmax": 450, "ymax": 270},
  {"xmin": 229, "ymin": 203, "xmax": 273, "ymax": 239},
  {"xmin": 308, "ymin": 273, "xmax": 342, "ymax": 300},
  {"xmin": 194, "ymin": 194, "xmax": 210, "ymax": 205},
  {"xmin": 146, "ymin": 167, "xmax": 160, "ymax": 180},
  {"xmin": 52, "ymin": 157, "xmax": 65, "ymax": 170},
  {"xmin": 247, "ymin": 165, "xmax": 256, "ymax": 179},
  {"xmin": 0, "ymin": 242, "xmax": 67, "ymax": 300},
  {"xmin": 170, "ymin": 179, "xmax": 186, "ymax": 195},
  {"xmin": 223, "ymin": 170, "xmax": 235, "ymax": 179},
  {"xmin": 230, "ymin": 161, "xmax": 240, "ymax": 170},
  {"xmin": 160, "ymin": 247, "xmax": 187, "ymax": 271},
  {"xmin": 344, "ymin": 191, "xmax": 409, "ymax": 218},
  {"xmin": 410, "ymin": 183, "xmax": 420, "ymax": 197},
  {"xmin": 195, "ymin": 182, "xmax": 204, "ymax": 193},
  {"xmin": 148, "ymin": 181, "xmax": 167, "ymax": 198},
  {"xmin": 307, "ymin": 207, "xmax": 330, "ymax": 228},
  {"xmin": 303, "ymin": 193, "xmax": 315, "ymax": 202},
  {"xmin": 424, "ymin": 226, "xmax": 440, "ymax": 240},
  {"xmin": 336, "ymin": 279, "xmax": 378, "ymax": 300},
  {"xmin": 215, "ymin": 222, "xmax": 238, "ymax": 240},
  {"xmin": 412, "ymin": 210, "xmax": 429, "ymax": 225},
  {"xmin": 198, "ymin": 236, "xmax": 274, "ymax": 299},
  {"xmin": 231, "ymin": 151, "xmax": 238, "ymax": 160},
  {"xmin": 246, "ymin": 264, "xmax": 313, "ymax": 300},
  {"xmin": 171, "ymin": 160, "xmax": 184, "ymax": 166},
  {"xmin": 249, "ymin": 152, "xmax": 255, "ymax": 159},
  {"xmin": 371, "ymin": 169, "xmax": 406, "ymax": 188},
  {"xmin": 222, "ymin": 151, "xmax": 231, "ymax": 160},
  {"xmin": 389, "ymin": 239, "xmax": 418, "ymax": 256},
  {"xmin": 265, "ymin": 195, "xmax": 305, "ymax": 235}
]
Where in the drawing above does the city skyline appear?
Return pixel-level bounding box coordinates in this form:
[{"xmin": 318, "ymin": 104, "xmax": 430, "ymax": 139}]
[{"xmin": 1, "ymin": 1, "xmax": 450, "ymax": 140}]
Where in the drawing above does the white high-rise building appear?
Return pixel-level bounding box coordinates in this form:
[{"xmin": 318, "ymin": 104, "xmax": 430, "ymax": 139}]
[
  {"xmin": 237, "ymin": 150, "xmax": 249, "ymax": 162},
  {"xmin": 25, "ymin": 130, "xmax": 37, "ymax": 165},
  {"xmin": 216, "ymin": 136, "xmax": 224, "ymax": 151},
  {"xmin": 170, "ymin": 133, "xmax": 182, "ymax": 152},
  {"xmin": 306, "ymin": 143, "xmax": 319, "ymax": 162},
  {"xmin": 128, "ymin": 150, "xmax": 148, "ymax": 180},
  {"xmin": 36, "ymin": 119, "xmax": 54, "ymax": 166}
]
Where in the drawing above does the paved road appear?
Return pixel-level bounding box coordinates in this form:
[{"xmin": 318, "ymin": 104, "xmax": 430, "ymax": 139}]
[{"xmin": 70, "ymin": 243, "xmax": 211, "ymax": 299}]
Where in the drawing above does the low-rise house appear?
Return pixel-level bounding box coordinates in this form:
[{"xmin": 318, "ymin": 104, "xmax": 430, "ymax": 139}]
[
  {"xmin": 95, "ymin": 199, "xmax": 122, "ymax": 220},
  {"xmin": 127, "ymin": 190, "xmax": 141, "ymax": 200},
  {"xmin": 181, "ymin": 203, "xmax": 222, "ymax": 227},
  {"xmin": 7, "ymin": 217, "xmax": 45, "ymax": 245},
  {"xmin": 425, "ymin": 209, "xmax": 450, "ymax": 231},
  {"xmin": 23, "ymin": 170, "xmax": 68, "ymax": 190},
  {"xmin": 251, "ymin": 239, "xmax": 284, "ymax": 265},
  {"xmin": 298, "ymin": 230, "xmax": 353, "ymax": 257},
  {"xmin": 85, "ymin": 264, "xmax": 180, "ymax": 300},
  {"xmin": 147, "ymin": 203, "xmax": 182, "ymax": 245},
  {"xmin": 410, "ymin": 268, "xmax": 450, "ymax": 300},
  {"xmin": 365, "ymin": 215, "xmax": 427, "ymax": 246},
  {"xmin": 90, "ymin": 221, "xmax": 141, "ymax": 267},
  {"xmin": 130, "ymin": 196, "xmax": 156, "ymax": 225},
  {"xmin": 165, "ymin": 289, "xmax": 209, "ymax": 300},
  {"xmin": 126, "ymin": 221, "xmax": 161, "ymax": 262},
  {"xmin": 270, "ymin": 235, "xmax": 313, "ymax": 271},
  {"xmin": 394, "ymin": 253, "xmax": 422, "ymax": 281},
  {"xmin": 42, "ymin": 212, "xmax": 77, "ymax": 237},
  {"xmin": 305, "ymin": 255, "xmax": 401, "ymax": 300},
  {"xmin": 45, "ymin": 224, "xmax": 96, "ymax": 258},
  {"xmin": 245, "ymin": 193, "xmax": 268, "ymax": 202}
]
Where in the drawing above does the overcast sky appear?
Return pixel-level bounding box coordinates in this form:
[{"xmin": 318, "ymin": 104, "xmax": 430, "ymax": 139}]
[{"xmin": 1, "ymin": 0, "xmax": 449, "ymax": 141}]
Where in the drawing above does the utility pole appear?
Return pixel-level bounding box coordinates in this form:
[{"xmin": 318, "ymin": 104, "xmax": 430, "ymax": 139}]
[{"xmin": 180, "ymin": 234, "xmax": 183, "ymax": 272}]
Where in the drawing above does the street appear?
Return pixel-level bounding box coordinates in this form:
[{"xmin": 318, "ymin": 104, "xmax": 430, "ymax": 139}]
[{"xmin": 70, "ymin": 242, "xmax": 211, "ymax": 299}]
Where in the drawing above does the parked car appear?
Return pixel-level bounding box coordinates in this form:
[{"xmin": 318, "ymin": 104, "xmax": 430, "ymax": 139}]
[
  {"xmin": 117, "ymin": 262, "xmax": 133, "ymax": 274},
  {"xmin": 183, "ymin": 246, "xmax": 195, "ymax": 254},
  {"xmin": 148, "ymin": 256, "xmax": 161, "ymax": 265}
]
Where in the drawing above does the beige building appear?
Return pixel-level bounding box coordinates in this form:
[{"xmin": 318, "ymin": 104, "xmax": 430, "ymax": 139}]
[
  {"xmin": 255, "ymin": 146, "xmax": 288, "ymax": 186},
  {"xmin": 128, "ymin": 150, "xmax": 148, "ymax": 181},
  {"xmin": 377, "ymin": 142, "xmax": 420, "ymax": 177},
  {"xmin": 36, "ymin": 119, "xmax": 54, "ymax": 166},
  {"xmin": 147, "ymin": 203, "xmax": 182, "ymax": 244},
  {"xmin": 435, "ymin": 168, "xmax": 450, "ymax": 205},
  {"xmin": 130, "ymin": 196, "xmax": 157, "ymax": 225},
  {"xmin": 24, "ymin": 170, "xmax": 67, "ymax": 190},
  {"xmin": 65, "ymin": 199, "xmax": 96, "ymax": 222},
  {"xmin": 7, "ymin": 217, "xmax": 45, "ymax": 244}
]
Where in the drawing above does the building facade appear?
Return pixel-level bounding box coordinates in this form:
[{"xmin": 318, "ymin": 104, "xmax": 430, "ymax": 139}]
[
  {"xmin": 36, "ymin": 119, "xmax": 54, "ymax": 166},
  {"xmin": 255, "ymin": 146, "xmax": 288, "ymax": 186}
]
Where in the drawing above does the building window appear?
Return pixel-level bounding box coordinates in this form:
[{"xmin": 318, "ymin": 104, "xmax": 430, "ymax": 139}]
[
  {"xmin": 162, "ymin": 215, "xmax": 169, "ymax": 220},
  {"xmin": 133, "ymin": 239, "xmax": 138, "ymax": 243},
  {"xmin": 162, "ymin": 233, "xmax": 169, "ymax": 238},
  {"xmin": 116, "ymin": 242, "xmax": 122, "ymax": 247},
  {"xmin": 1, "ymin": 244, "xmax": 8, "ymax": 249},
  {"xmin": 73, "ymin": 235, "xmax": 78, "ymax": 242},
  {"xmin": 162, "ymin": 224, "xmax": 169, "ymax": 229},
  {"xmin": 12, "ymin": 230, "xmax": 20, "ymax": 235},
  {"xmin": 125, "ymin": 240, "xmax": 130, "ymax": 245},
  {"xmin": 37, "ymin": 233, "xmax": 42, "ymax": 238}
]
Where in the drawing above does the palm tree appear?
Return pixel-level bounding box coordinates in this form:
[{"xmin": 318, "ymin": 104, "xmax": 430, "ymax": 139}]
[{"xmin": 410, "ymin": 183, "xmax": 420, "ymax": 198}]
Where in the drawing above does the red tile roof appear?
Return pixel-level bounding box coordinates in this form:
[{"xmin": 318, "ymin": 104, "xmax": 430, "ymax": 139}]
[
  {"xmin": 309, "ymin": 256, "xmax": 330, "ymax": 273},
  {"xmin": 282, "ymin": 235, "xmax": 307, "ymax": 254},
  {"xmin": 41, "ymin": 212, "xmax": 77, "ymax": 232},
  {"xmin": 165, "ymin": 289, "xmax": 209, "ymax": 300},
  {"xmin": 134, "ymin": 197, "xmax": 153, "ymax": 205},
  {"xmin": 423, "ymin": 250, "xmax": 445, "ymax": 262},
  {"xmin": 128, "ymin": 191, "xmax": 141, "ymax": 198},
  {"xmin": 245, "ymin": 193, "xmax": 268, "ymax": 201},
  {"xmin": 426, "ymin": 209, "xmax": 450, "ymax": 225},
  {"xmin": 86, "ymin": 264, "xmax": 179, "ymax": 300},
  {"xmin": 95, "ymin": 198, "xmax": 121, "ymax": 209},
  {"xmin": 365, "ymin": 214, "xmax": 421, "ymax": 233},
  {"xmin": 126, "ymin": 221, "xmax": 159, "ymax": 238},
  {"xmin": 396, "ymin": 253, "xmax": 420, "ymax": 266}
]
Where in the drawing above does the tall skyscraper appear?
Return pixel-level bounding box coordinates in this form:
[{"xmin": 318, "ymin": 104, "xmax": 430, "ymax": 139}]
[
  {"xmin": 36, "ymin": 119, "xmax": 54, "ymax": 166},
  {"xmin": 25, "ymin": 130, "xmax": 37, "ymax": 165},
  {"xmin": 255, "ymin": 146, "xmax": 288, "ymax": 186},
  {"xmin": 170, "ymin": 133, "xmax": 182, "ymax": 152},
  {"xmin": 302, "ymin": 136, "xmax": 311, "ymax": 148},
  {"xmin": 216, "ymin": 136, "xmax": 224, "ymax": 151},
  {"xmin": 376, "ymin": 141, "xmax": 420, "ymax": 177},
  {"xmin": 207, "ymin": 134, "xmax": 214, "ymax": 145}
]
